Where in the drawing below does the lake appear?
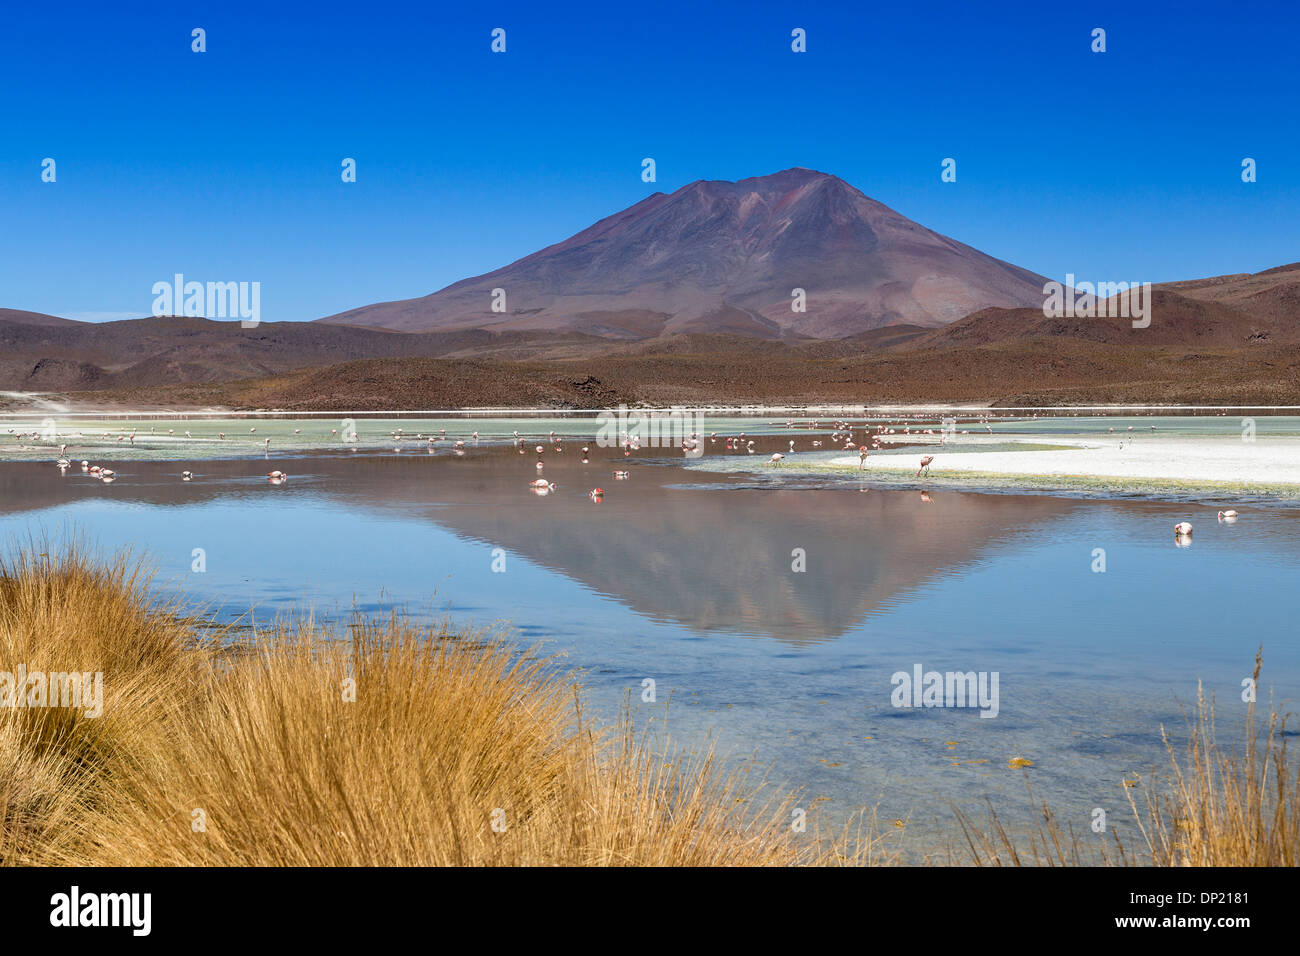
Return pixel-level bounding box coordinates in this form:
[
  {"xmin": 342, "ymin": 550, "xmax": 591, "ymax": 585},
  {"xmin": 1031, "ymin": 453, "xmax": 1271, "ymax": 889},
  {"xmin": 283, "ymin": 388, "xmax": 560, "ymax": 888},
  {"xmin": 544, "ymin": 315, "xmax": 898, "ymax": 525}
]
[{"xmin": 2, "ymin": 412, "xmax": 1297, "ymax": 855}]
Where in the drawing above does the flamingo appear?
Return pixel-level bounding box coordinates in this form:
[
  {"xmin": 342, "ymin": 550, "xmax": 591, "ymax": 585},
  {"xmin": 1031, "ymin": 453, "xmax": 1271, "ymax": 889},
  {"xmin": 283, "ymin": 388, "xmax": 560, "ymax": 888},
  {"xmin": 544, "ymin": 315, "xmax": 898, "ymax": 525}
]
[
  {"xmin": 917, "ymin": 455, "xmax": 934, "ymax": 477},
  {"xmin": 859, "ymin": 448, "xmax": 869, "ymax": 470},
  {"xmin": 1218, "ymin": 510, "xmax": 1238, "ymax": 522},
  {"xmin": 1174, "ymin": 521, "xmax": 1193, "ymax": 536},
  {"xmin": 529, "ymin": 479, "xmax": 555, "ymax": 490},
  {"xmin": 182, "ymin": 471, "xmax": 193, "ymax": 481},
  {"xmin": 268, "ymin": 471, "xmax": 288, "ymax": 482},
  {"xmin": 589, "ymin": 487, "xmax": 605, "ymax": 500},
  {"xmin": 613, "ymin": 471, "xmax": 629, "ymax": 479},
  {"xmin": 768, "ymin": 453, "xmax": 784, "ymax": 465}
]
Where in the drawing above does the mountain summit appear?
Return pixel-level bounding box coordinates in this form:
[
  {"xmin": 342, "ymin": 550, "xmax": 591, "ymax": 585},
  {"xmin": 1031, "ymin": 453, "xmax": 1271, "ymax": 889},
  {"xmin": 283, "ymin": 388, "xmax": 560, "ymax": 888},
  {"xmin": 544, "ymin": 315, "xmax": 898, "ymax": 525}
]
[{"xmin": 320, "ymin": 168, "xmax": 1049, "ymax": 339}]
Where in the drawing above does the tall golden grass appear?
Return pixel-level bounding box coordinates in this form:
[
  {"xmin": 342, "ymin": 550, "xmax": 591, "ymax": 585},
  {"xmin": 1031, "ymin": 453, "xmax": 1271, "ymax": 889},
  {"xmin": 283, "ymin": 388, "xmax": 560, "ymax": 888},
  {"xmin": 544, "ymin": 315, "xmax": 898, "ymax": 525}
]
[
  {"xmin": 956, "ymin": 651, "xmax": 1298, "ymax": 866},
  {"xmin": 1129, "ymin": 651, "xmax": 1298, "ymax": 866},
  {"xmin": 0, "ymin": 545, "xmax": 881, "ymax": 866}
]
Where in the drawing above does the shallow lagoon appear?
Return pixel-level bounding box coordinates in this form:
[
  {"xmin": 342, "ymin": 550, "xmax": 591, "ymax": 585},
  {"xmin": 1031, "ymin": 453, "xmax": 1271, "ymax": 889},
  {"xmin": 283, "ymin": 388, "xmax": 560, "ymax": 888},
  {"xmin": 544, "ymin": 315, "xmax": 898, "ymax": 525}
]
[{"xmin": 1, "ymin": 413, "xmax": 1297, "ymax": 854}]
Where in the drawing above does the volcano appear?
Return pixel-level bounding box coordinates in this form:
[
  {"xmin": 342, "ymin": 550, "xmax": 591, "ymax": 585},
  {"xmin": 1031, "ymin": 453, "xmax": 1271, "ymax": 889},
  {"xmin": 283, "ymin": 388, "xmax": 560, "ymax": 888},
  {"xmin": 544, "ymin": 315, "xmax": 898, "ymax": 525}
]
[{"xmin": 319, "ymin": 168, "xmax": 1049, "ymax": 339}]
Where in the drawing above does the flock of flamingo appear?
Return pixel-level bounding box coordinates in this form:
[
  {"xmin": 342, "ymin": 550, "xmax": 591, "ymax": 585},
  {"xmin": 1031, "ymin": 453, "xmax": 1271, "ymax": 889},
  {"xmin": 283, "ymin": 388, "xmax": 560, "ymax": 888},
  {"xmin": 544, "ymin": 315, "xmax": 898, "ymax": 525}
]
[
  {"xmin": 13, "ymin": 415, "xmax": 1245, "ymax": 535},
  {"xmin": 517, "ymin": 415, "xmax": 1001, "ymax": 502}
]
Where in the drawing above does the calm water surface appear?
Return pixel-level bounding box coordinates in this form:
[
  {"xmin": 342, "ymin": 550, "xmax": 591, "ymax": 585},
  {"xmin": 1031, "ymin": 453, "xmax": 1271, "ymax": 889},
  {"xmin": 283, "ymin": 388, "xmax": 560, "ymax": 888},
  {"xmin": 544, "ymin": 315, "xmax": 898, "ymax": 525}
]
[{"xmin": 1, "ymin": 415, "xmax": 1297, "ymax": 854}]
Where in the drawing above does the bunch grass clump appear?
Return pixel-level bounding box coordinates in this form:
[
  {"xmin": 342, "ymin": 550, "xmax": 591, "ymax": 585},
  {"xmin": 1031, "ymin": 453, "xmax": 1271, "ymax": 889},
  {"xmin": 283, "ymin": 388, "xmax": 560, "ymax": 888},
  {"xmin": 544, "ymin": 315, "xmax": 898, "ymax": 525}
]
[
  {"xmin": 956, "ymin": 650, "xmax": 1298, "ymax": 867},
  {"xmin": 1, "ymin": 543, "xmax": 878, "ymax": 866}
]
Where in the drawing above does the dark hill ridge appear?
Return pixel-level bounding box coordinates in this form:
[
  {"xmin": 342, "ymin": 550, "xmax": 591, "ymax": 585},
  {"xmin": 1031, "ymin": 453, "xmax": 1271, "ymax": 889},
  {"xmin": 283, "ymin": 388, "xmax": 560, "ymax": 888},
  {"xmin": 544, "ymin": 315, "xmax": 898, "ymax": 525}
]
[
  {"xmin": 913, "ymin": 280, "xmax": 1300, "ymax": 352},
  {"xmin": 0, "ymin": 308, "xmax": 80, "ymax": 327},
  {"xmin": 318, "ymin": 168, "xmax": 1051, "ymax": 339},
  {"xmin": 0, "ymin": 315, "xmax": 609, "ymax": 391}
]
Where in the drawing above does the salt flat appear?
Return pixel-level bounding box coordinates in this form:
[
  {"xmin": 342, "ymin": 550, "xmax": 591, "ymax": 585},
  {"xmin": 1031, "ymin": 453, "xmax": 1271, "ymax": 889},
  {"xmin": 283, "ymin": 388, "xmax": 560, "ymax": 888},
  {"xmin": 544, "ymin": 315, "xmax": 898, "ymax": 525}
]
[{"xmin": 828, "ymin": 434, "xmax": 1300, "ymax": 487}]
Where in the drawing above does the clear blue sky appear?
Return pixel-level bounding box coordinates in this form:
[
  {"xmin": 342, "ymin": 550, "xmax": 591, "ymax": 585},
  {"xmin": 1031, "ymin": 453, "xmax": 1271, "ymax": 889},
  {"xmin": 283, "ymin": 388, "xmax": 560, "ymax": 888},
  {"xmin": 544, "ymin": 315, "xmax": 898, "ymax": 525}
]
[{"xmin": 1, "ymin": 0, "xmax": 1295, "ymax": 323}]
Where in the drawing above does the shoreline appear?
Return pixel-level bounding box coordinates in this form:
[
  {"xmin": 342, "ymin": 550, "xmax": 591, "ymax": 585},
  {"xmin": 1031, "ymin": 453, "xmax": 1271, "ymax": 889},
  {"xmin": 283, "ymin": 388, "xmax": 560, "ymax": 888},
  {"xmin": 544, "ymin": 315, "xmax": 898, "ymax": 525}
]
[
  {"xmin": 685, "ymin": 433, "xmax": 1300, "ymax": 501},
  {"xmin": 828, "ymin": 435, "xmax": 1300, "ymax": 488},
  {"xmin": 6, "ymin": 393, "xmax": 1300, "ymax": 418},
  {"xmin": 5, "ymin": 411, "xmax": 1300, "ymax": 501}
]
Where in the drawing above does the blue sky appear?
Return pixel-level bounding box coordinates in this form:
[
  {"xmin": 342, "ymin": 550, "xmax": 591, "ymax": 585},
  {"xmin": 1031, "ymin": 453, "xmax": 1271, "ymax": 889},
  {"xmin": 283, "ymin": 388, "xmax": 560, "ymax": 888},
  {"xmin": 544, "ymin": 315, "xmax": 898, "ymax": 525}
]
[{"xmin": 1, "ymin": 0, "xmax": 1296, "ymax": 323}]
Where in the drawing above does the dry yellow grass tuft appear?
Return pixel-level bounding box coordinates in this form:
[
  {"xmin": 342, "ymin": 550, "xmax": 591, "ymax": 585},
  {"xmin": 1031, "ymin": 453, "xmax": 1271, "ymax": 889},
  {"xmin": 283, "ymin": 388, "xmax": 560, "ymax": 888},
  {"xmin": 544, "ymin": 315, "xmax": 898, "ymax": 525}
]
[
  {"xmin": 955, "ymin": 649, "xmax": 1298, "ymax": 867},
  {"xmin": 0, "ymin": 541, "xmax": 212, "ymax": 863},
  {"xmin": 1129, "ymin": 651, "xmax": 1299, "ymax": 866},
  {"xmin": 1, "ymin": 545, "xmax": 881, "ymax": 866}
]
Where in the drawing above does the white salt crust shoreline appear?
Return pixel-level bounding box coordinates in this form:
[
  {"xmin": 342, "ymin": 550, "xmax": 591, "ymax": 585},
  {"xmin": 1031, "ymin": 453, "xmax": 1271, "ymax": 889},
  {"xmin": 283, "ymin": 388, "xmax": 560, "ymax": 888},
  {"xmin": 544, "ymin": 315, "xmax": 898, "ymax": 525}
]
[{"xmin": 824, "ymin": 435, "xmax": 1300, "ymax": 487}]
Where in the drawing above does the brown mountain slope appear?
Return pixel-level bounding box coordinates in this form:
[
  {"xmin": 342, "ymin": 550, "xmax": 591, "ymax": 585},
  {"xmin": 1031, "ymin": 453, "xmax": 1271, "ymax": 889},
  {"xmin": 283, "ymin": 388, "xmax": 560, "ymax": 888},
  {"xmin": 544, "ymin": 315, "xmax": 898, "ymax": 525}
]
[
  {"xmin": 7, "ymin": 264, "xmax": 1298, "ymax": 406},
  {"xmin": 909, "ymin": 285, "xmax": 1297, "ymax": 351},
  {"xmin": 318, "ymin": 168, "xmax": 1049, "ymax": 339},
  {"xmin": 1158, "ymin": 261, "xmax": 1300, "ymax": 330},
  {"xmin": 60, "ymin": 338, "xmax": 1300, "ymax": 411},
  {"xmin": 0, "ymin": 315, "xmax": 608, "ymax": 391},
  {"xmin": 0, "ymin": 308, "xmax": 80, "ymax": 327}
]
